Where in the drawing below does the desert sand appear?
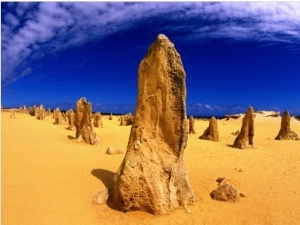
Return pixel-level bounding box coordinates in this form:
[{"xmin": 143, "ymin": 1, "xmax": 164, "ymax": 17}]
[{"xmin": 2, "ymin": 111, "xmax": 300, "ymax": 225}]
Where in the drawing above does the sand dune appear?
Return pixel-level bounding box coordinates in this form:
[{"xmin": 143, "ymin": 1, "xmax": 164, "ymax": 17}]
[{"xmin": 2, "ymin": 112, "xmax": 300, "ymax": 224}]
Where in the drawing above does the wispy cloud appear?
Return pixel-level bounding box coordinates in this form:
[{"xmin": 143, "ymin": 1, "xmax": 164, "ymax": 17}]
[{"xmin": 2, "ymin": 2, "xmax": 300, "ymax": 86}]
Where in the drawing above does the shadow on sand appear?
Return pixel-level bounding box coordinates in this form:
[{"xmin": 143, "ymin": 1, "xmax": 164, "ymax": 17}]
[
  {"xmin": 91, "ymin": 168, "xmax": 121, "ymax": 211},
  {"xmin": 226, "ymin": 144, "xmax": 236, "ymax": 149},
  {"xmin": 91, "ymin": 168, "xmax": 115, "ymax": 188},
  {"xmin": 67, "ymin": 135, "xmax": 76, "ymax": 140}
]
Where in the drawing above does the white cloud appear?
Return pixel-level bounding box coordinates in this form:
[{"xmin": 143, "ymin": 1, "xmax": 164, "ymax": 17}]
[{"xmin": 2, "ymin": 2, "xmax": 300, "ymax": 86}]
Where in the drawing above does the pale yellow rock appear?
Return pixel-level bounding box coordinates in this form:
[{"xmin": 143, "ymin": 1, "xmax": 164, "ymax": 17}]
[{"xmin": 112, "ymin": 34, "xmax": 195, "ymax": 215}]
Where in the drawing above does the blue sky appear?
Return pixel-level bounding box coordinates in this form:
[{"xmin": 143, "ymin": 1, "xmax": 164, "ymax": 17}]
[{"xmin": 1, "ymin": 2, "xmax": 300, "ymax": 116}]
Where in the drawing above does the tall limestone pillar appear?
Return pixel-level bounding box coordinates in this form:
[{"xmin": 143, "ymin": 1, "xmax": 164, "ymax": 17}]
[{"xmin": 112, "ymin": 34, "xmax": 195, "ymax": 215}]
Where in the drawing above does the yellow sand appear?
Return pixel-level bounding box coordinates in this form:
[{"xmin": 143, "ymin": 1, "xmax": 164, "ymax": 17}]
[{"xmin": 2, "ymin": 112, "xmax": 300, "ymax": 225}]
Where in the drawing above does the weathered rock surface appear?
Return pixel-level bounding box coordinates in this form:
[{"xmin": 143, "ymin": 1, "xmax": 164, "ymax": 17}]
[
  {"xmin": 119, "ymin": 113, "xmax": 133, "ymax": 126},
  {"xmin": 233, "ymin": 107, "xmax": 255, "ymax": 149},
  {"xmin": 93, "ymin": 112, "xmax": 103, "ymax": 128},
  {"xmin": 106, "ymin": 146, "xmax": 123, "ymax": 155},
  {"xmin": 112, "ymin": 34, "xmax": 195, "ymax": 215},
  {"xmin": 275, "ymin": 111, "xmax": 299, "ymax": 140},
  {"xmin": 199, "ymin": 116, "xmax": 220, "ymax": 141},
  {"xmin": 53, "ymin": 108, "xmax": 66, "ymax": 125},
  {"xmin": 210, "ymin": 177, "xmax": 245, "ymax": 203},
  {"xmin": 66, "ymin": 109, "xmax": 75, "ymax": 130},
  {"xmin": 74, "ymin": 97, "xmax": 100, "ymax": 145},
  {"xmin": 93, "ymin": 188, "xmax": 113, "ymax": 205},
  {"xmin": 36, "ymin": 104, "xmax": 45, "ymax": 120},
  {"xmin": 188, "ymin": 116, "xmax": 196, "ymax": 134}
]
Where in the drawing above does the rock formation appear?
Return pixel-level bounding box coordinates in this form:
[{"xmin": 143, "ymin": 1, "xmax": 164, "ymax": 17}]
[
  {"xmin": 119, "ymin": 113, "xmax": 133, "ymax": 126},
  {"xmin": 74, "ymin": 97, "xmax": 100, "ymax": 145},
  {"xmin": 93, "ymin": 112, "xmax": 103, "ymax": 128},
  {"xmin": 233, "ymin": 107, "xmax": 255, "ymax": 149},
  {"xmin": 36, "ymin": 104, "xmax": 45, "ymax": 120},
  {"xmin": 225, "ymin": 113, "xmax": 243, "ymax": 120},
  {"xmin": 256, "ymin": 110, "xmax": 280, "ymax": 117},
  {"xmin": 66, "ymin": 109, "xmax": 75, "ymax": 130},
  {"xmin": 94, "ymin": 188, "xmax": 113, "ymax": 205},
  {"xmin": 53, "ymin": 108, "xmax": 66, "ymax": 125},
  {"xmin": 106, "ymin": 146, "xmax": 123, "ymax": 155},
  {"xmin": 19, "ymin": 105, "xmax": 28, "ymax": 114},
  {"xmin": 28, "ymin": 107, "xmax": 34, "ymax": 116},
  {"xmin": 10, "ymin": 109, "xmax": 16, "ymax": 119},
  {"xmin": 109, "ymin": 113, "xmax": 113, "ymax": 120},
  {"xmin": 112, "ymin": 34, "xmax": 195, "ymax": 215},
  {"xmin": 35, "ymin": 107, "xmax": 40, "ymax": 119},
  {"xmin": 188, "ymin": 116, "xmax": 196, "ymax": 134},
  {"xmin": 210, "ymin": 177, "xmax": 245, "ymax": 203},
  {"xmin": 46, "ymin": 108, "xmax": 51, "ymax": 117},
  {"xmin": 119, "ymin": 115, "xmax": 126, "ymax": 126},
  {"xmin": 275, "ymin": 111, "xmax": 299, "ymax": 140},
  {"xmin": 199, "ymin": 116, "xmax": 220, "ymax": 141}
]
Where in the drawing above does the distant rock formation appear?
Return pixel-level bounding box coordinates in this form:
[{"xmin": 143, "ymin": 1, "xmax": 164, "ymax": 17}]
[
  {"xmin": 93, "ymin": 112, "xmax": 103, "ymax": 128},
  {"xmin": 32, "ymin": 105, "xmax": 37, "ymax": 114},
  {"xmin": 226, "ymin": 110, "xmax": 279, "ymax": 120},
  {"xmin": 66, "ymin": 109, "xmax": 75, "ymax": 130},
  {"xmin": 119, "ymin": 113, "xmax": 133, "ymax": 126},
  {"xmin": 210, "ymin": 177, "xmax": 245, "ymax": 202},
  {"xmin": 255, "ymin": 110, "xmax": 280, "ymax": 117},
  {"xmin": 34, "ymin": 107, "xmax": 40, "ymax": 119},
  {"xmin": 275, "ymin": 111, "xmax": 299, "ymax": 140},
  {"xmin": 233, "ymin": 107, "xmax": 255, "ymax": 149},
  {"xmin": 188, "ymin": 116, "xmax": 196, "ymax": 134},
  {"xmin": 112, "ymin": 34, "xmax": 195, "ymax": 215},
  {"xmin": 74, "ymin": 97, "xmax": 100, "ymax": 145},
  {"xmin": 28, "ymin": 107, "xmax": 34, "ymax": 116},
  {"xmin": 36, "ymin": 104, "xmax": 45, "ymax": 120},
  {"xmin": 10, "ymin": 109, "xmax": 16, "ymax": 119},
  {"xmin": 119, "ymin": 115, "xmax": 126, "ymax": 126},
  {"xmin": 225, "ymin": 113, "xmax": 244, "ymax": 120},
  {"xmin": 199, "ymin": 116, "xmax": 220, "ymax": 141},
  {"xmin": 19, "ymin": 105, "xmax": 28, "ymax": 114},
  {"xmin": 53, "ymin": 108, "xmax": 66, "ymax": 125},
  {"xmin": 109, "ymin": 113, "xmax": 113, "ymax": 120}
]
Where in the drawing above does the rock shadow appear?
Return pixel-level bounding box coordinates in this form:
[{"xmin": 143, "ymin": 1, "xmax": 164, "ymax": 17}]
[
  {"xmin": 91, "ymin": 169, "xmax": 120, "ymax": 211},
  {"xmin": 226, "ymin": 144, "xmax": 237, "ymax": 149},
  {"xmin": 91, "ymin": 169, "xmax": 115, "ymax": 189},
  {"xmin": 67, "ymin": 135, "xmax": 76, "ymax": 140}
]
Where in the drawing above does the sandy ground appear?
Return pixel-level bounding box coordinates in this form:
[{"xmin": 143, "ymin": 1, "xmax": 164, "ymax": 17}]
[{"xmin": 2, "ymin": 111, "xmax": 300, "ymax": 225}]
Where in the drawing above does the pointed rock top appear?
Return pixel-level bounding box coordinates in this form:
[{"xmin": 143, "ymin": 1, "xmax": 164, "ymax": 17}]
[
  {"xmin": 155, "ymin": 34, "xmax": 174, "ymax": 47},
  {"xmin": 157, "ymin": 34, "xmax": 168, "ymax": 40}
]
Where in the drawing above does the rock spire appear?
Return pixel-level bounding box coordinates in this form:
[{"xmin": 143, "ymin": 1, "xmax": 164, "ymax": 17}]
[
  {"xmin": 275, "ymin": 110, "xmax": 299, "ymax": 140},
  {"xmin": 112, "ymin": 34, "xmax": 195, "ymax": 214},
  {"xmin": 233, "ymin": 107, "xmax": 255, "ymax": 149}
]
